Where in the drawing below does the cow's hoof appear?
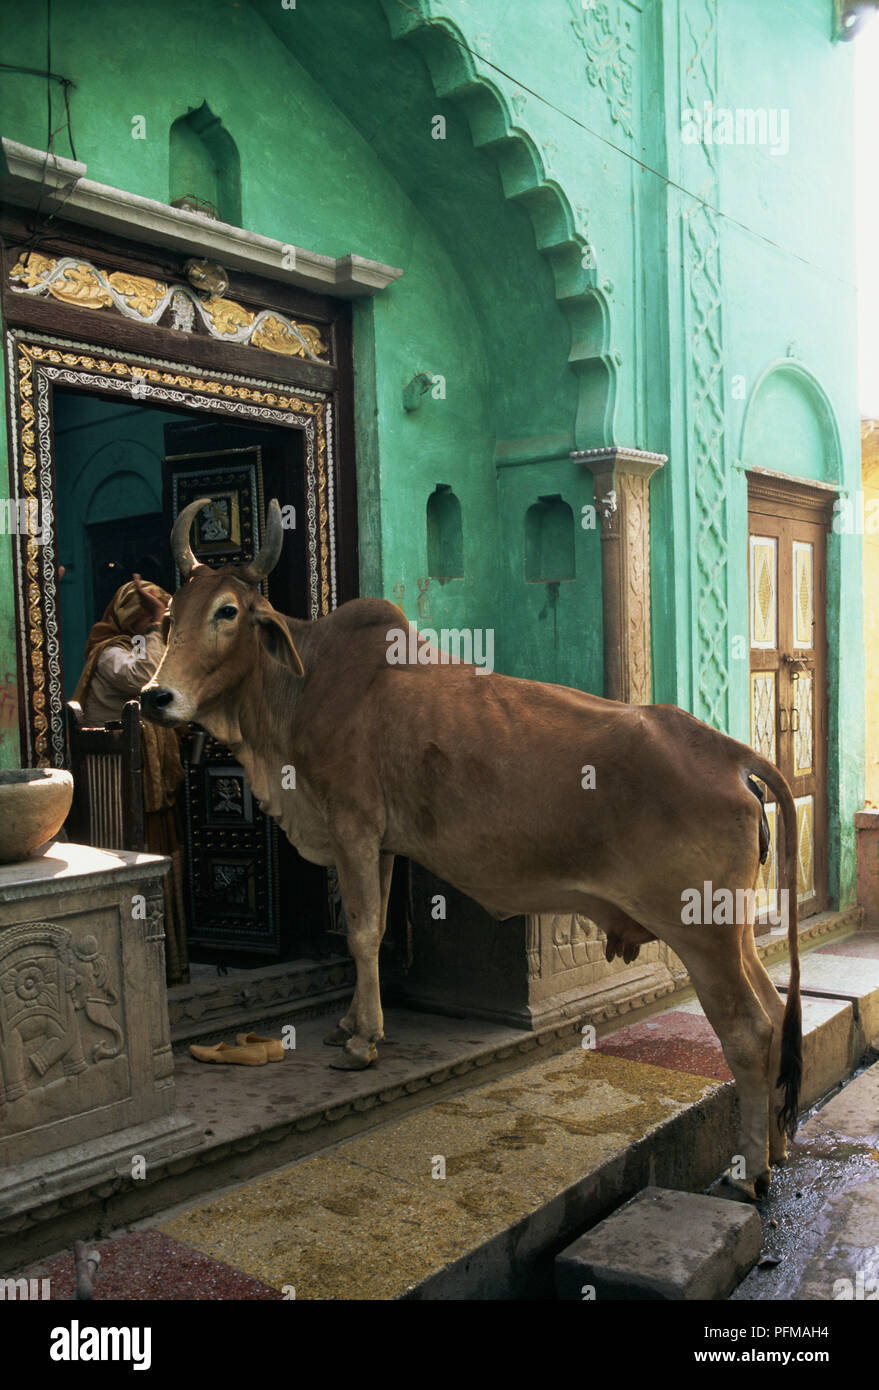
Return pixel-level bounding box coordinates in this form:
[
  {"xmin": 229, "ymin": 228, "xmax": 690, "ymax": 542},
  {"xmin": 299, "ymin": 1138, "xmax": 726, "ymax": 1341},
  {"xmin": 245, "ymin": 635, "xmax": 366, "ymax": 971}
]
[
  {"xmin": 328, "ymin": 1040, "xmax": 377, "ymax": 1071},
  {"xmin": 723, "ymin": 1173, "xmax": 762, "ymax": 1206},
  {"xmin": 323, "ymin": 1023, "xmax": 354, "ymax": 1047}
]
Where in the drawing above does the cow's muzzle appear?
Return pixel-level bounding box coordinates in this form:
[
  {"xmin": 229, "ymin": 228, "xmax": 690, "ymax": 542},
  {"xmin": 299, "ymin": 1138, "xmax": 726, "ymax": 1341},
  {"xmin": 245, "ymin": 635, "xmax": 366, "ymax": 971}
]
[{"xmin": 140, "ymin": 687, "xmax": 178, "ymax": 724}]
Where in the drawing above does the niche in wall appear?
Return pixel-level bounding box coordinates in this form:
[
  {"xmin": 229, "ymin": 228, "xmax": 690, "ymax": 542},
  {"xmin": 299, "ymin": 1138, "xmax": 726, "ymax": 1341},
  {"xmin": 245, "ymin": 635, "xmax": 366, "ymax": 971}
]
[
  {"xmin": 427, "ymin": 484, "xmax": 464, "ymax": 582},
  {"xmin": 525, "ymin": 495, "xmax": 575, "ymax": 582},
  {"xmin": 169, "ymin": 102, "xmax": 241, "ymax": 224}
]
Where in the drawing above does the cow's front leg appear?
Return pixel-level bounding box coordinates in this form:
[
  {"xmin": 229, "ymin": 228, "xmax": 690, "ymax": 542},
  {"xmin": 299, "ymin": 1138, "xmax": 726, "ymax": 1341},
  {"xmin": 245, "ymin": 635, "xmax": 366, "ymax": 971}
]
[{"xmin": 328, "ymin": 846, "xmax": 387, "ymax": 1071}]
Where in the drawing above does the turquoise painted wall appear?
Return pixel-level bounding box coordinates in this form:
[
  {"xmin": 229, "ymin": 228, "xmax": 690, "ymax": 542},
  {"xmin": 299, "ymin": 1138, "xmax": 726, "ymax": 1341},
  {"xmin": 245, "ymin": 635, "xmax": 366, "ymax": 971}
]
[
  {"xmin": 51, "ymin": 394, "xmax": 190, "ymax": 698},
  {"xmin": 0, "ymin": 0, "xmax": 864, "ymax": 904}
]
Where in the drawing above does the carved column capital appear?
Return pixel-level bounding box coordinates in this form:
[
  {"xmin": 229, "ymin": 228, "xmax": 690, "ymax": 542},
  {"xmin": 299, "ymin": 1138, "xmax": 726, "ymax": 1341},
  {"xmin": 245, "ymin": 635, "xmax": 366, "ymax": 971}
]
[{"xmin": 572, "ymin": 446, "xmax": 667, "ymax": 705}]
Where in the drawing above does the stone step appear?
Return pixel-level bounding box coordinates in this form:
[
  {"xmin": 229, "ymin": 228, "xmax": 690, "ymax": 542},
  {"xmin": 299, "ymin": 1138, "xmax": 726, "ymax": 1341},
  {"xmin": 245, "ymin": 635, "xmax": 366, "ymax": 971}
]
[
  {"xmin": 167, "ymin": 955, "xmax": 355, "ymax": 1048},
  {"xmin": 555, "ymin": 1187, "xmax": 763, "ymax": 1300},
  {"xmin": 4, "ymin": 918, "xmax": 873, "ymax": 1282},
  {"xmin": 768, "ymin": 937, "xmax": 879, "ymax": 1055}
]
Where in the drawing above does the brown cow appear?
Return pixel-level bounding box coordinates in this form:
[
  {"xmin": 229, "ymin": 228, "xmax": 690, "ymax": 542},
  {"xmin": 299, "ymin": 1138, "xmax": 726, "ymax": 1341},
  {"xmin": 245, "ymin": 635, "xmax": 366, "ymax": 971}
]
[{"xmin": 142, "ymin": 498, "xmax": 801, "ymax": 1201}]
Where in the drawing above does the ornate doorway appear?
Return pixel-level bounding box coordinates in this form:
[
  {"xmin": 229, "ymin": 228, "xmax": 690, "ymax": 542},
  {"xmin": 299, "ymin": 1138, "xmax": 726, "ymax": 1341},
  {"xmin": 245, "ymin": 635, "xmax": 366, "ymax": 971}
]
[{"xmin": 2, "ymin": 216, "xmax": 358, "ymax": 966}]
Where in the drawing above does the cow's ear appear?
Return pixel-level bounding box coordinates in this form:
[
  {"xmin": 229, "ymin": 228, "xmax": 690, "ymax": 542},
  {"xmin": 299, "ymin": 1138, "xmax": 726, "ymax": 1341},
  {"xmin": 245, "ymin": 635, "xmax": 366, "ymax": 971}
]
[{"xmin": 253, "ymin": 611, "xmax": 305, "ymax": 677}]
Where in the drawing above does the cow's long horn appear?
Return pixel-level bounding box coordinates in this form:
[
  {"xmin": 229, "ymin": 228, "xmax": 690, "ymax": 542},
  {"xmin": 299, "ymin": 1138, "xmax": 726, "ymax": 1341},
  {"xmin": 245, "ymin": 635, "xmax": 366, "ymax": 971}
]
[
  {"xmin": 170, "ymin": 497, "xmax": 211, "ymax": 578},
  {"xmin": 240, "ymin": 498, "xmax": 283, "ymax": 582}
]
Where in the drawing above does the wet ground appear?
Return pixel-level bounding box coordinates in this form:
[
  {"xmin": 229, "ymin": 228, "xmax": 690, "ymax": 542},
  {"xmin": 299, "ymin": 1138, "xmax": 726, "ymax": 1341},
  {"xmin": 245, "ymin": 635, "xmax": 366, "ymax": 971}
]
[{"xmin": 732, "ymin": 1052, "xmax": 879, "ymax": 1300}]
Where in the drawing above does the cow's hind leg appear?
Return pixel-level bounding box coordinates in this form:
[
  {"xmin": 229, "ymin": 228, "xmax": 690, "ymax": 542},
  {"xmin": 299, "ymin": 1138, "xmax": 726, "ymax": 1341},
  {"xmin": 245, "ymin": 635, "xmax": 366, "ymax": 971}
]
[
  {"xmin": 327, "ymin": 847, "xmax": 390, "ymax": 1069},
  {"xmin": 324, "ymin": 852, "xmax": 394, "ymax": 1050},
  {"xmin": 741, "ymin": 922, "xmax": 788, "ymax": 1165},
  {"xmin": 661, "ymin": 921, "xmax": 774, "ymax": 1201}
]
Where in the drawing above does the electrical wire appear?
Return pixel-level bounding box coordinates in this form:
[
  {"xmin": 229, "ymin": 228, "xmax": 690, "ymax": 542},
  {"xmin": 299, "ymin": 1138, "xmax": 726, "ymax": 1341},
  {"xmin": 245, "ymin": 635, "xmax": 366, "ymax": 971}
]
[
  {"xmin": 394, "ymin": 0, "xmax": 856, "ymax": 292},
  {"xmin": 0, "ymin": 0, "xmax": 79, "ymax": 269}
]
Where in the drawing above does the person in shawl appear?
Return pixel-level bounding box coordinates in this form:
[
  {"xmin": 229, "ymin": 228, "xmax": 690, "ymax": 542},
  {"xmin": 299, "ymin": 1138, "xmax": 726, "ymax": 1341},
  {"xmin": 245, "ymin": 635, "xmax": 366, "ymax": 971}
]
[{"xmin": 72, "ymin": 576, "xmax": 190, "ymax": 985}]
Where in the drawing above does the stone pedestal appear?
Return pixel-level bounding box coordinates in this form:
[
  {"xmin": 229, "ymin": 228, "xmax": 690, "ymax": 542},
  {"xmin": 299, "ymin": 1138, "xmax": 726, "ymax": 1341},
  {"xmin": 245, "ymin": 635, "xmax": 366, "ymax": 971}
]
[
  {"xmin": 403, "ymin": 865, "xmax": 685, "ymax": 1030},
  {"xmin": 0, "ymin": 842, "xmax": 197, "ymax": 1225}
]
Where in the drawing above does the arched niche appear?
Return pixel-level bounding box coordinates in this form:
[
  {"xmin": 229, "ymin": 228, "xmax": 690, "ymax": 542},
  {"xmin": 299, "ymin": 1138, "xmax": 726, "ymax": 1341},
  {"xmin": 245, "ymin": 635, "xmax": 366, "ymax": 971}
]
[
  {"xmin": 740, "ymin": 362, "xmax": 842, "ymax": 483},
  {"xmin": 86, "ymin": 469, "xmax": 160, "ymax": 525},
  {"xmin": 426, "ymin": 484, "xmax": 463, "ymax": 581},
  {"xmin": 170, "ymin": 102, "xmax": 241, "ymax": 224},
  {"xmin": 525, "ymin": 495, "xmax": 575, "ymax": 583}
]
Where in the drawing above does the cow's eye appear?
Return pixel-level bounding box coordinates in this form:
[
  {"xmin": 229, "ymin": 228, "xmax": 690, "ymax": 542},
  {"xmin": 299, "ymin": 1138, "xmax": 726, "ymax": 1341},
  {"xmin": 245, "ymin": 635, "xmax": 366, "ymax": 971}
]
[{"xmin": 216, "ymin": 605, "xmax": 238, "ymax": 621}]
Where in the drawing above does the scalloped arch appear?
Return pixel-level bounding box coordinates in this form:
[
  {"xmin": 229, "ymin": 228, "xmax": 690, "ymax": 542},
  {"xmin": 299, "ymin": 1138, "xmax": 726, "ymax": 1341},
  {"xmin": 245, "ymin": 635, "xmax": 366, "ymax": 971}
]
[
  {"xmin": 377, "ymin": 0, "xmax": 617, "ymax": 449},
  {"xmin": 740, "ymin": 360, "xmax": 842, "ymax": 484}
]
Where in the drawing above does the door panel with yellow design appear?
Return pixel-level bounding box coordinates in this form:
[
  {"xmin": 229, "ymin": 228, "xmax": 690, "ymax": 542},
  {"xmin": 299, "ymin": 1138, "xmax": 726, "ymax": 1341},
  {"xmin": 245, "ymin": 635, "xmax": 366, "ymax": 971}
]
[{"xmin": 748, "ymin": 489, "xmax": 828, "ymax": 916}]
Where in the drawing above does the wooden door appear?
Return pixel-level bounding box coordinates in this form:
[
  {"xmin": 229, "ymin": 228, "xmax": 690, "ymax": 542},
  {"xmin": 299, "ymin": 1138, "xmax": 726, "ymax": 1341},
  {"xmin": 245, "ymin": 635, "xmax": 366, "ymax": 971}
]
[
  {"xmin": 87, "ymin": 511, "xmax": 167, "ymax": 618},
  {"xmin": 748, "ymin": 478, "xmax": 830, "ymax": 917},
  {"xmin": 163, "ymin": 419, "xmax": 330, "ymax": 962}
]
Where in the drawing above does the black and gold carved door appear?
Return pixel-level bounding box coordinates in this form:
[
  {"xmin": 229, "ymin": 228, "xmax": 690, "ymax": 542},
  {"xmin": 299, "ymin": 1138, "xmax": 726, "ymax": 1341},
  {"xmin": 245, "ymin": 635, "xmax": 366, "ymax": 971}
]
[{"xmin": 164, "ymin": 420, "xmax": 326, "ymax": 960}]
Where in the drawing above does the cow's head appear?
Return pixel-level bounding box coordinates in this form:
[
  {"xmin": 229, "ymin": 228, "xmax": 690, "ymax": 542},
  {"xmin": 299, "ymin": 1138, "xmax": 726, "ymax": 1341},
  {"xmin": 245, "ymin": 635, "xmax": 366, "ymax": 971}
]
[{"xmin": 140, "ymin": 497, "xmax": 303, "ymax": 732}]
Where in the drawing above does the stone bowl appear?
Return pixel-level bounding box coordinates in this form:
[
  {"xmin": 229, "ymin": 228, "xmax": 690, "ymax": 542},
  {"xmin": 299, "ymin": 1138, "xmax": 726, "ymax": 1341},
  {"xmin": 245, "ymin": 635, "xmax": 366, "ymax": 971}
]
[{"xmin": 0, "ymin": 768, "xmax": 74, "ymax": 864}]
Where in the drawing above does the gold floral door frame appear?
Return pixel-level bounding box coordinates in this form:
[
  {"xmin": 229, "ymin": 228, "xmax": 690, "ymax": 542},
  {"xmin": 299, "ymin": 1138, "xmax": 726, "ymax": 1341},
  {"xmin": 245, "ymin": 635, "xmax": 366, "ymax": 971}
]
[{"xmin": 7, "ymin": 330, "xmax": 336, "ymax": 767}]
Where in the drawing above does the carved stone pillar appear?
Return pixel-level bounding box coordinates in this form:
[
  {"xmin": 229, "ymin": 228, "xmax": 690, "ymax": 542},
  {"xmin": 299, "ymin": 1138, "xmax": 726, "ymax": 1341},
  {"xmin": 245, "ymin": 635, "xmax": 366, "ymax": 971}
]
[{"xmin": 572, "ymin": 446, "xmax": 667, "ymax": 704}]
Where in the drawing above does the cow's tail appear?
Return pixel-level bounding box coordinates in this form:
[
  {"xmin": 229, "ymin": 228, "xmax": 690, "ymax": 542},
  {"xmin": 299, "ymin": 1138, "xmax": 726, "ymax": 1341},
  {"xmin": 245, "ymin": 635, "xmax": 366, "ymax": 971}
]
[{"xmin": 744, "ymin": 752, "xmax": 801, "ymax": 1139}]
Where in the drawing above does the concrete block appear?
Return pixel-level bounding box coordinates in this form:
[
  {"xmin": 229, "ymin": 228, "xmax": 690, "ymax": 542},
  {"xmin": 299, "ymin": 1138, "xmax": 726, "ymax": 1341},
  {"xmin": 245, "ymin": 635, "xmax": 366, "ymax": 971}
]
[{"xmin": 555, "ymin": 1186, "xmax": 763, "ymax": 1300}]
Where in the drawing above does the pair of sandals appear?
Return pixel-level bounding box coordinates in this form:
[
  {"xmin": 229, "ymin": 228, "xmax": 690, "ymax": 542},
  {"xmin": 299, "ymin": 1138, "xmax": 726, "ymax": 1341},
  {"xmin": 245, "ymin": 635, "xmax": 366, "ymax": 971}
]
[{"xmin": 189, "ymin": 1032, "xmax": 285, "ymax": 1065}]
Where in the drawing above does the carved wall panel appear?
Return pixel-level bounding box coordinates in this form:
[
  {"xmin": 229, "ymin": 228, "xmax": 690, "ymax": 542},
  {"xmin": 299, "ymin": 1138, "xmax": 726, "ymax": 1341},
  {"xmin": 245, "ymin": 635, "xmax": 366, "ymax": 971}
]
[
  {"xmin": 681, "ymin": 0, "xmax": 729, "ymax": 728},
  {"xmin": 0, "ymin": 849, "xmax": 193, "ymax": 1174},
  {"xmin": 0, "ymin": 914, "xmax": 128, "ymax": 1137}
]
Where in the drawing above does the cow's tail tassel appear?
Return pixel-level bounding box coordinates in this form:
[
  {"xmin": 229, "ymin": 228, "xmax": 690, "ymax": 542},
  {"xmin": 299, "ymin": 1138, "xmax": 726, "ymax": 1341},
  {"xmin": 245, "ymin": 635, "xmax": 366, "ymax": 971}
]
[{"xmin": 749, "ymin": 755, "xmax": 802, "ymax": 1139}]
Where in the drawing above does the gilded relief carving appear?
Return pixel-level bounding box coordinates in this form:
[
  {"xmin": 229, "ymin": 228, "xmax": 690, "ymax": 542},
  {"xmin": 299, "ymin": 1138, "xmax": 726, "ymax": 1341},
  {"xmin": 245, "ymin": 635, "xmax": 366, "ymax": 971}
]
[
  {"xmin": 48, "ymin": 263, "xmax": 114, "ymax": 310},
  {"xmin": 10, "ymin": 250, "xmax": 55, "ymax": 287},
  {"xmin": 202, "ymin": 294, "xmax": 255, "ymax": 336},
  {"xmin": 106, "ymin": 271, "xmax": 168, "ymax": 317},
  {"xmin": 9, "ymin": 254, "xmax": 330, "ymax": 362},
  {"xmin": 0, "ymin": 922, "xmax": 123, "ymax": 1107}
]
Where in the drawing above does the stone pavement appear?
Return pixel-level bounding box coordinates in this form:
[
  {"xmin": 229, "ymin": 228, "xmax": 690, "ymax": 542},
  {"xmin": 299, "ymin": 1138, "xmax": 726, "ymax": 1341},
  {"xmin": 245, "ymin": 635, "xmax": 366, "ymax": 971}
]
[
  {"xmin": 14, "ymin": 929, "xmax": 879, "ymax": 1300},
  {"xmin": 732, "ymin": 1059, "xmax": 879, "ymax": 1301}
]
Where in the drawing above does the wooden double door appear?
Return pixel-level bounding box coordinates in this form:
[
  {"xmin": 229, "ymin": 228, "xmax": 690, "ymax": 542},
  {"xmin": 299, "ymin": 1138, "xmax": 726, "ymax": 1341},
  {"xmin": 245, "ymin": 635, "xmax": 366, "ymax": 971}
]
[{"xmin": 748, "ymin": 476, "xmax": 830, "ymax": 916}]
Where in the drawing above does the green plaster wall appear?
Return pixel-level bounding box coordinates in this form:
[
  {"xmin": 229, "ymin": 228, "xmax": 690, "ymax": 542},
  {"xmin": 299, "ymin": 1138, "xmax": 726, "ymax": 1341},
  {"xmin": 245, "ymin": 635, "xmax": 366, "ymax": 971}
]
[{"xmin": 0, "ymin": 0, "xmax": 864, "ymax": 905}]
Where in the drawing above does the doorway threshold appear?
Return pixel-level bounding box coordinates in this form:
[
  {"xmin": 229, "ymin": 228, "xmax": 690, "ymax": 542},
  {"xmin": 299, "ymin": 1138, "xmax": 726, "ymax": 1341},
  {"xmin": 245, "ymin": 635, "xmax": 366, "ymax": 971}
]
[{"xmin": 168, "ymin": 955, "xmax": 355, "ymax": 1048}]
